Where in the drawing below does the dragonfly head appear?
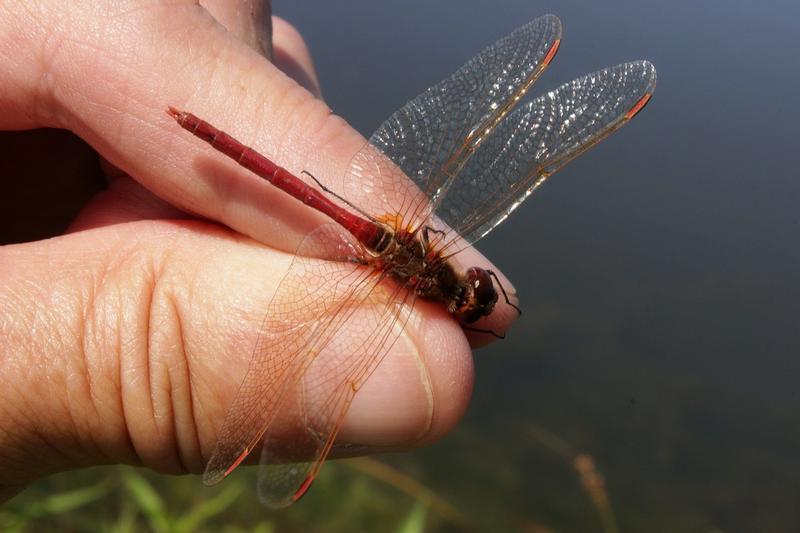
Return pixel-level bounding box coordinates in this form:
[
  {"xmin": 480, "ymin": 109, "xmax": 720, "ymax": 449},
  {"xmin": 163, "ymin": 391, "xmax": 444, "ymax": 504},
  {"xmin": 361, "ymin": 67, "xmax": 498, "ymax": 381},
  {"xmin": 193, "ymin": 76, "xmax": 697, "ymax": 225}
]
[{"xmin": 454, "ymin": 267, "xmax": 499, "ymax": 324}]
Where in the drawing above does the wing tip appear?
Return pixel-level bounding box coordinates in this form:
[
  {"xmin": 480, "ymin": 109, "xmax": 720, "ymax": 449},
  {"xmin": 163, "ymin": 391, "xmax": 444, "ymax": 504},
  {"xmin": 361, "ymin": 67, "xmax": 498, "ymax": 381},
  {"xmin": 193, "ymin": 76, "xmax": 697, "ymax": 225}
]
[
  {"xmin": 625, "ymin": 92, "xmax": 653, "ymax": 120},
  {"xmin": 292, "ymin": 475, "xmax": 316, "ymax": 502},
  {"xmin": 202, "ymin": 447, "xmax": 251, "ymax": 486},
  {"xmin": 539, "ymin": 13, "xmax": 563, "ymax": 33},
  {"xmin": 543, "ymin": 38, "xmax": 561, "ymax": 66},
  {"xmin": 202, "ymin": 469, "xmax": 225, "ymax": 486},
  {"xmin": 515, "ymin": 14, "xmax": 563, "ymax": 42},
  {"xmin": 258, "ymin": 473, "xmax": 317, "ymax": 509},
  {"xmin": 629, "ymin": 59, "xmax": 658, "ymax": 92}
]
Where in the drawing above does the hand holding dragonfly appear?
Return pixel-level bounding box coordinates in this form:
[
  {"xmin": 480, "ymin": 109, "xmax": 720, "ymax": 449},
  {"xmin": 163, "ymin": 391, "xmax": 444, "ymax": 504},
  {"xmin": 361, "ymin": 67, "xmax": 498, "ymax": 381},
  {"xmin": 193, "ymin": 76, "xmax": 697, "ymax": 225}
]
[
  {"xmin": 0, "ymin": 0, "xmax": 486, "ymax": 501},
  {"xmin": 169, "ymin": 13, "xmax": 653, "ymax": 506}
]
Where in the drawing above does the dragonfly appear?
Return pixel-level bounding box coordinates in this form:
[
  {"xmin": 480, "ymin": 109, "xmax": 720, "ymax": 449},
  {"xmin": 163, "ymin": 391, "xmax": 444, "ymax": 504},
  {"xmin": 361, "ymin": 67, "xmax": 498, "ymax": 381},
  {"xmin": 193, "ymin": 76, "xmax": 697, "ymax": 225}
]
[{"xmin": 168, "ymin": 14, "xmax": 655, "ymax": 508}]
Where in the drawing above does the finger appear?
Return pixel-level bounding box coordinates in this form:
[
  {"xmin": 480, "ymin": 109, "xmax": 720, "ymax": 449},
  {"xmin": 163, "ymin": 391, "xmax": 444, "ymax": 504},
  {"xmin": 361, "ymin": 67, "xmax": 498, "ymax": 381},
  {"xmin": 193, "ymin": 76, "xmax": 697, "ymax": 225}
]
[
  {"xmin": 75, "ymin": 0, "xmax": 279, "ymax": 229},
  {"xmin": 197, "ymin": 1, "xmax": 322, "ymax": 96},
  {"xmin": 0, "ymin": 2, "xmax": 58, "ymax": 129},
  {"xmin": 68, "ymin": 174, "xmax": 190, "ymax": 232},
  {"xmin": 271, "ymin": 16, "xmax": 322, "ymax": 97},
  {"xmin": 4, "ymin": 1, "xmax": 516, "ymax": 337},
  {"xmin": 200, "ymin": 0, "xmax": 273, "ymax": 59},
  {"xmin": 84, "ymin": 0, "xmax": 270, "ymax": 228},
  {"xmin": 21, "ymin": 2, "xmax": 347, "ymax": 247},
  {"xmin": 82, "ymin": 3, "xmax": 320, "ymax": 230},
  {"xmin": 0, "ymin": 220, "xmax": 473, "ymax": 493}
]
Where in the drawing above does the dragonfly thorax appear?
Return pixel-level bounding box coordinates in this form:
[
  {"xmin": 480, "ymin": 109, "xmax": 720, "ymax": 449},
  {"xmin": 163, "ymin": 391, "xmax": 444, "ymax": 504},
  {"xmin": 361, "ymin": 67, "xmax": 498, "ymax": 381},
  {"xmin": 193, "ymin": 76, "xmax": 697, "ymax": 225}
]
[{"xmin": 375, "ymin": 229, "xmax": 498, "ymax": 325}]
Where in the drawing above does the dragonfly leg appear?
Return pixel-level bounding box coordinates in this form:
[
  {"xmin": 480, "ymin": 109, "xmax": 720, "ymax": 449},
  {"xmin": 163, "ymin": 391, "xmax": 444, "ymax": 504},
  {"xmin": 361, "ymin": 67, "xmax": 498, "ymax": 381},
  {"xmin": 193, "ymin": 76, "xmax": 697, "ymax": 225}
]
[
  {"xmin": 422, "ymin": 225, "xmax": 447, "ymax": 248},
  {"xmin": 461, "ymin": 324, "xmax": 505, "ymax": 339},
  {"xmin": 301, "ymin": 170, "xmax": 377, "ymax": 221},
  {"xmin": 487, "ymin": 270, "xmax": 521, "ymax": 315}
]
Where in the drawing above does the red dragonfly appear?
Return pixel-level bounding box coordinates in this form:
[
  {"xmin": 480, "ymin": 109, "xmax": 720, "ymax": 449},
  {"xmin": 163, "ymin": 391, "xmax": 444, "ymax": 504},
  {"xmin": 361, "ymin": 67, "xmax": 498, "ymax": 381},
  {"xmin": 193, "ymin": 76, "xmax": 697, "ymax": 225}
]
[{"xmin": 168, "ymin": 14, "xmax": 655, "ymax": 508}]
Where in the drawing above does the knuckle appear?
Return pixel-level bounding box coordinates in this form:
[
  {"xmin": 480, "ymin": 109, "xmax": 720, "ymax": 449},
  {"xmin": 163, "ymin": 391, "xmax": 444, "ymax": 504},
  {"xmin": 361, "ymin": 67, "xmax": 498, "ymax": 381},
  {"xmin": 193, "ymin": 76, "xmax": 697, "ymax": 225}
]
[{"xmin": 81, "ymin": 231, "xmax": 200, "ymax": 474}]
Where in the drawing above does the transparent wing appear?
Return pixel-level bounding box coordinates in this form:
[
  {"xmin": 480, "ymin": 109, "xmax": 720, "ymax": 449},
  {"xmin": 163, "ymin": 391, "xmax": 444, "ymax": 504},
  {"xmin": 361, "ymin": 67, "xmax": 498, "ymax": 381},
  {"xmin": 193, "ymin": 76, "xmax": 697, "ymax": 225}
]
[
  {"xmin": 256, "ymin": 280, "xmax": 416, "ymax": 508},
  {"xmin": 203, "ymin": 223, "xmax": 418, "ymax": 508},
  {"xmin": 344, "ymin": 14, "xmax": 562, "ymax": 229},
  {"xmin": 438, "ymin": 60, "xmax": 657, "ymax": 250},
  {"xmin": 203, "ymin": 224, "xmax": 379, "ymax": 485}
]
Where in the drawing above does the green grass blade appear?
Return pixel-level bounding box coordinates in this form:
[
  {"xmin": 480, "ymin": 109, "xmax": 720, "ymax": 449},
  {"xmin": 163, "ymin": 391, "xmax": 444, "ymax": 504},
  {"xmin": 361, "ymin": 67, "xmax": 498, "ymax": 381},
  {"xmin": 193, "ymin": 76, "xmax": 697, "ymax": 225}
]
[
  {"xmin": 120, "ymin": 468, "xmax": 170, "ymax": 532},
  {"xmin": 174, "ymin": 482, "xmax": 246, "ymax": 533},
  {"xmin": 395, "ymin": 501, "xmax": 428, "ymax": 533}
]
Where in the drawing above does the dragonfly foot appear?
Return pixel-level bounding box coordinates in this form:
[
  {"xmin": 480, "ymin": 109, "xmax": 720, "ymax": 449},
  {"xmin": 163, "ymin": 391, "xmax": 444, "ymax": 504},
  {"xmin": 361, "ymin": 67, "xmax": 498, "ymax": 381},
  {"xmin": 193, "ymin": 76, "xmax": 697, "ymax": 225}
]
[{"xmin": 462, "ymin": 324, "xmax": 506, "ymax": 339}]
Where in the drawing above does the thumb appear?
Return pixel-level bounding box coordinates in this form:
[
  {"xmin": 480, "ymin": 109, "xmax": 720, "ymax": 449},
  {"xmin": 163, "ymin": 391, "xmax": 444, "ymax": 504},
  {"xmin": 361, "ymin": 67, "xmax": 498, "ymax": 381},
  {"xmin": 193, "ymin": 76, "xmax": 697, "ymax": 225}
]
[{"xmin": 0, "ymin": 219, "xmax": 472, "ymax": 499}]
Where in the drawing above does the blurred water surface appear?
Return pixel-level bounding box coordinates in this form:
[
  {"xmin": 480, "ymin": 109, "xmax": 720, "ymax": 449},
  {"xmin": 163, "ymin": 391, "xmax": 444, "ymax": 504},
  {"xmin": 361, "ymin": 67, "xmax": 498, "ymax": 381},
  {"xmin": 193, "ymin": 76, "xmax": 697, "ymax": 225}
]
[{"xmin": 274, "ymin": 1, "xmax": 800, "ymax": 531}]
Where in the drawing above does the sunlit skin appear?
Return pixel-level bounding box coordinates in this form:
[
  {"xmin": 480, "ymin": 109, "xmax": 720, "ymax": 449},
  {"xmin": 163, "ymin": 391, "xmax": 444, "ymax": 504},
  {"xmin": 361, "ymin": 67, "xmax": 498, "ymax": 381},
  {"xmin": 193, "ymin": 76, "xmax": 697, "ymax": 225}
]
[{"xmin": 0, "ymin": 0, "xmax": 515, "ymax": 502}]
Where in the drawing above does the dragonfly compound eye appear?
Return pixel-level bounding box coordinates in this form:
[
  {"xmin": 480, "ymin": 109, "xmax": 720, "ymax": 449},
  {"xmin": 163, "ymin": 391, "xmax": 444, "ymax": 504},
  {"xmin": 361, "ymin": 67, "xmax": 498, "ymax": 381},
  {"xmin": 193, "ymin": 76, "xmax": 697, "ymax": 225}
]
[{"xmin": 455, "ymin": 267, "xmax": 499, "ymax": 324}]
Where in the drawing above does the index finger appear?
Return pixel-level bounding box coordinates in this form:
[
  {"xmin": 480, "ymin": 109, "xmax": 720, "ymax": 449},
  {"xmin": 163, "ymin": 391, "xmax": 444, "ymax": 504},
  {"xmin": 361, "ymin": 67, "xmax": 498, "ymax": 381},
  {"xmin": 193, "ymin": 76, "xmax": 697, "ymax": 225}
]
[{"xmin": 32, "ymin": 2, "xmax": 519, "ymax": 336}]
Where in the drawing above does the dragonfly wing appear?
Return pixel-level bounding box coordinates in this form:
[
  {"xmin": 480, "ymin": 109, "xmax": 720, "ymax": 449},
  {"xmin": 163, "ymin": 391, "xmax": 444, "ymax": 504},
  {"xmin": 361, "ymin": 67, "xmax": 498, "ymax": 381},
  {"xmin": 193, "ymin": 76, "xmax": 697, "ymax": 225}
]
[
  {"xmin": 438, "ymin": 60, "xmax": 657, "ymax": 250},
  {"xmin": 344, "ymin": 15, "xmax": 562, "ymax": 228},
  {"xmin": 203, "ymin": 224, "xmax": 376, "ymax": 485},
  {"xmin": 256, "ymin": 268, "xmax": 416, "ymax": 508}
]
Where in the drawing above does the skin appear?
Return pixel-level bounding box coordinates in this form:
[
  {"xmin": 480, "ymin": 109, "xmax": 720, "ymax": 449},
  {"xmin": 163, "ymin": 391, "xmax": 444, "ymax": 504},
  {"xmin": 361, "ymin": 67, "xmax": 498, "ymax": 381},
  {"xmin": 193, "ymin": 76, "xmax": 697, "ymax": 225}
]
[{"xmin": 0, "ymin": 0, "xmax": 518, "ymax": 502}]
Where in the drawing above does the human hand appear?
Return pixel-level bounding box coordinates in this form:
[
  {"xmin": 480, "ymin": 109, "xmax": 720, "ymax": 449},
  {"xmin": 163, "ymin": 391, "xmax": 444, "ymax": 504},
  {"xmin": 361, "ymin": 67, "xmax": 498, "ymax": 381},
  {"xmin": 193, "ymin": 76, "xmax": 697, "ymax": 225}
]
[{"xmin": 0, "ymin": 0, "xmax": 515, "ymax": 501}]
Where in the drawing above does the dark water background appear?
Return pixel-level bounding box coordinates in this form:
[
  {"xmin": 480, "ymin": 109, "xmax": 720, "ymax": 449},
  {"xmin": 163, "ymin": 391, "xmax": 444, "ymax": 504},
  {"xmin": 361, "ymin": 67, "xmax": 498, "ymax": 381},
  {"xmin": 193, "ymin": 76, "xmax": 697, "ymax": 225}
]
[{"xmin": 276, "ymin": 1, "xmax": 800, "ymax": 531}]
